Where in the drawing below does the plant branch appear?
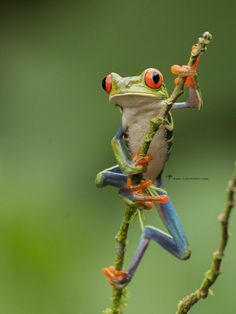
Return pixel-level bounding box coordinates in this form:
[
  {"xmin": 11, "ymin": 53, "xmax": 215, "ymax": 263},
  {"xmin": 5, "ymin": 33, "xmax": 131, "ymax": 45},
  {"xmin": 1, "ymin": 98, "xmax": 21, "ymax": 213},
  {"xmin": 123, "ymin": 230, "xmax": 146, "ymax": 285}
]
[
  {"xmin": 176, "ymin": 163, "xmax": 236, "ymax": 314},
  {"xmin": 103, "ymin": 31, "xmax": 212, "ymax": 314},
  {"xmin": 103, "ymin": 206, "xmax": 136, "ymax": 314}
]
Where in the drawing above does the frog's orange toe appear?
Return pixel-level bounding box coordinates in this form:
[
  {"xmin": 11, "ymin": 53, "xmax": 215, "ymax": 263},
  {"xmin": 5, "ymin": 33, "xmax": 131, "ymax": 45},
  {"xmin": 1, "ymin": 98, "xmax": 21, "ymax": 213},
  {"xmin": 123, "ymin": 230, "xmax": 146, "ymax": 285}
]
[
  {"xmin": 185, "ymin": 76, "xmax": 196, "ymax": 88},
  {"xmin": 174, "ymin": 77, "xmax": 180, "ymax": 85},
  {"xmin": 134, "ymin": 192, "xmax": 169, "ymax": 204},
  {"xmin": 171, "ymin": 64, "xmax": 182, "ymax": 75},
  {"xmin": 102, "ymin": 266, "xmax": 112, "ymax": 277},
  {"xmin": 136, "ymin": 201, "xmax": 154, "ymax": 210},
  {"xmin": 102, "ymin": 266, "xmax": 129, "ymax": 287},
  {"xmin": 191, "ymin": 44, "xmax": 198, "ymax": 51},
  {"xmin": 158, "ymin": 194, "xmax": 169, "ymax": 204},
  {"xmin": 132, "ymin": 150, "xmax": 152, "ymax": 167},
  {"xmin": 125, "ymin": 179, "xmax": 152, "ymax": 193},
  {"xmin": 136, "ymin": 194, "xmax": 168, "ymax": 210},
  {"xmin": 174, "ymin": 76, "xmax": 195, "ymax": 87}
]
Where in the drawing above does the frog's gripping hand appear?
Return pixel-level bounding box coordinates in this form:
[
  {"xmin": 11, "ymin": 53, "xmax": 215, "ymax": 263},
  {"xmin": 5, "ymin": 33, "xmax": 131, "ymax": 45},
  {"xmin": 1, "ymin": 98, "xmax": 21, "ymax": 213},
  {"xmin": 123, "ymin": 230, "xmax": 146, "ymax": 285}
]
[
  {"xmin": 171, "ymin": 48, "xmax": 201, "ymax": 88},
  {"xmin": 171, "ymin": 45, "xmax": 203, "ymax": 110}
]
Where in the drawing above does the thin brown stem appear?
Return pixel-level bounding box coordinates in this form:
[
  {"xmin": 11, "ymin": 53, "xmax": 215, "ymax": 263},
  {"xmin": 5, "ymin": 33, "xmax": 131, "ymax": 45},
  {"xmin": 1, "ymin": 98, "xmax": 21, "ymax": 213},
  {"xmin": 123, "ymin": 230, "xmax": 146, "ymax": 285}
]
[{"xmin": 176, "ymin": 164, "xmax": 236, "ymax": 314}]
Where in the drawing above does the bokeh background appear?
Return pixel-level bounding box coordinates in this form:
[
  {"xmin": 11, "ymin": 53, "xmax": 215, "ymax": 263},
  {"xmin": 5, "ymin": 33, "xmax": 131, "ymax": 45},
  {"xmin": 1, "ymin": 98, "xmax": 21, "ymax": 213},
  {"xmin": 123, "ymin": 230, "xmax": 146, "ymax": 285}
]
[{"xmin": 0, "ymin": 1, "xmax": 235, "ymax": 313}]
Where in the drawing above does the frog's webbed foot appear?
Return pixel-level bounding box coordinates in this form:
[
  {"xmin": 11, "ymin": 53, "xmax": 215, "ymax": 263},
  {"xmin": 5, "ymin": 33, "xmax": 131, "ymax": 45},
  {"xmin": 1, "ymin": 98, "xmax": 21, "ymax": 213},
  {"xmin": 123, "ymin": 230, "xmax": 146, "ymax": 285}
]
[
  {"xmin": 171, "ymin": 45, "xmax": 201, "ymax": 88},
  {"xmin": 102, "ymin": 265, "xmax": 130, "ymax": 287},
  {"xmin": 119, "ymin": 178, "xmax": 169, "ymax": 210}
]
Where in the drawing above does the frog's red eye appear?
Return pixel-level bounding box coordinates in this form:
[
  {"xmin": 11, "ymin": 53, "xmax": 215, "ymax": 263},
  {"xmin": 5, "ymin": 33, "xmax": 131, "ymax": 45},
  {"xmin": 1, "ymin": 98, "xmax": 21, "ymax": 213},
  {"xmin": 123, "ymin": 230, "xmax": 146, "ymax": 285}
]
[
  {"xmin": 102, "ymin": 74, "xmax": 112, "ymax": 94},
  {"xmin": 144, "ymin": 68, "xmax": 163, "ymax": 89}
]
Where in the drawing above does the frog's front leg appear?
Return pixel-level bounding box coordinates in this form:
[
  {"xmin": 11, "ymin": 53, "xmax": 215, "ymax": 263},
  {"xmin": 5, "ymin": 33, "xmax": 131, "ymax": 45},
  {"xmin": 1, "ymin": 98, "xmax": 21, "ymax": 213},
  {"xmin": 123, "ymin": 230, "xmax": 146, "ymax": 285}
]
[
  {"xmin": 171, "ymin": 49, "xmax": 203, "ymax": 110},
  {"xmin": 95, "ymin": 126, "xmax": 147, "ymax": 188},
  {"xmin": 102, "ymin": 180, "xmax": 191, "ymax": 287},
  {"xmin": 111, "ymin": 127, "xmax": 149, "ymax": 176},
  {"xmin": 95, "ymin": 125, "xmax": 150, "ymax": 190}
]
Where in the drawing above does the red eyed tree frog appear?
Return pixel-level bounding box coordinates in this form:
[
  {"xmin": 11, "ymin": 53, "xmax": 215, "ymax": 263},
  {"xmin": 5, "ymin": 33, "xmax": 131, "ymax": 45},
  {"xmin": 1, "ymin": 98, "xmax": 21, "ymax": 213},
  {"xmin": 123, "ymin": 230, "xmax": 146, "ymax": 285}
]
[{"xmin": 95, "ymin": 53, "xmax": 202, "ymax": 287}]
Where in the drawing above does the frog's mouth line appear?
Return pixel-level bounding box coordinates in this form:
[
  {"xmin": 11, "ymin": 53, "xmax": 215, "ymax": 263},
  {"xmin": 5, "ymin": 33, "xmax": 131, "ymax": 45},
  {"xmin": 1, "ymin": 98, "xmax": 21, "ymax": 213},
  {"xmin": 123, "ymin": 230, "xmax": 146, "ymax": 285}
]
[{"xmin": 109, "ymin": 92, "xmax": 158, "ymax": 103}]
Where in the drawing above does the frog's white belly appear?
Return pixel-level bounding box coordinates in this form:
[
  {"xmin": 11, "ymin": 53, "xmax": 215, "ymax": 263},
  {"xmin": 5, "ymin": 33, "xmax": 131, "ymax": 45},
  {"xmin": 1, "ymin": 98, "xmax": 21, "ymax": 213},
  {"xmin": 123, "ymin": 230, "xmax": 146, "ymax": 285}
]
[
  {"xmin": 128, "ymin": 122, "xmax": 168, "ymax": 181},
  {"xmin": 122, "ymin": 101, "xmax": 169, "ymax": 181}
]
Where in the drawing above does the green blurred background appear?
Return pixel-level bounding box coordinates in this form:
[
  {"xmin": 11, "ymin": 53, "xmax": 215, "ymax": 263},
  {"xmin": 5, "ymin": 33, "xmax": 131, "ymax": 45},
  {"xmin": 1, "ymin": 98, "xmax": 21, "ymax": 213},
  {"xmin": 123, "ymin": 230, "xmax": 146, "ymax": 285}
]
[{"xmin": 0, "ymin": 1, "xmax": 235, "ymax": 313}]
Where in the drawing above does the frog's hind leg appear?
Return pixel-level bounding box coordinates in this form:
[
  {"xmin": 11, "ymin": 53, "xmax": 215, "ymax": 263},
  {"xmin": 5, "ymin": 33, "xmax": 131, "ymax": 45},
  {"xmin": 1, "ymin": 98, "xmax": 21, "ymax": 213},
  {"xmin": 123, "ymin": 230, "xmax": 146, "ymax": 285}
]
[
  {"xmin": 102, "ymin": 180, "xmax": 191, "ymax": 287},
  {"xmin": 95, "ymin": 165, "xmax": 128, "ymax": 189},
  {"xmin": 129, "ymin": 197, "xmax": 190, "ymax": 281}
]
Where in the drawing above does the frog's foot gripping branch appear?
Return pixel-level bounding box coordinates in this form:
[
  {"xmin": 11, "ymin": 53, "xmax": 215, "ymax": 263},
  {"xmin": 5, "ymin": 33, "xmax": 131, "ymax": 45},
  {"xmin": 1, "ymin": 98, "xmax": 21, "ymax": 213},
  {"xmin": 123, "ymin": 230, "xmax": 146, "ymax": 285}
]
[
  {"xmin": 120, "ymin": 150, "xmax": 168, "ymax": 209},
  {"xmin": 102, "ymin": 266, "xmax": 130, "ymax": 288},
  {"xmin": 120, "ymin": 178, "xmax": 168, "ymax": 210},
  {"xmin": 127, "ymin": 150, "xmax": 156, "ymax": 206}
]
